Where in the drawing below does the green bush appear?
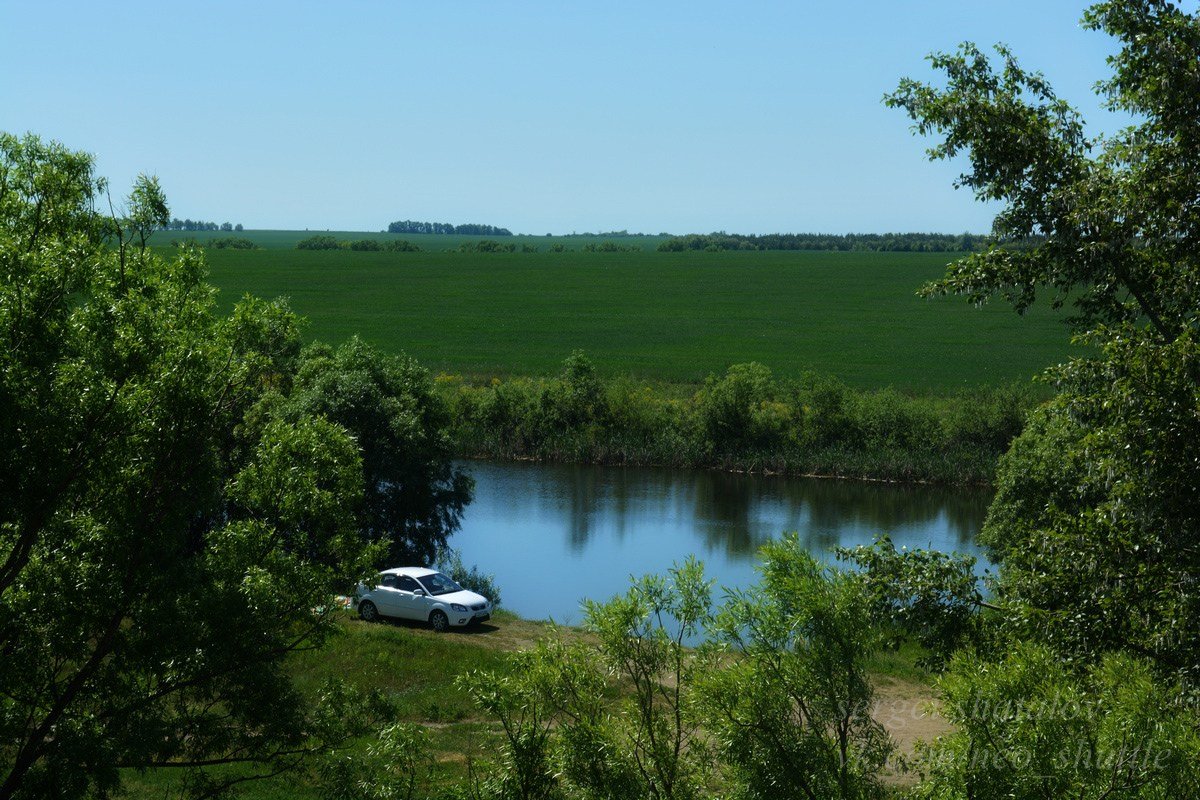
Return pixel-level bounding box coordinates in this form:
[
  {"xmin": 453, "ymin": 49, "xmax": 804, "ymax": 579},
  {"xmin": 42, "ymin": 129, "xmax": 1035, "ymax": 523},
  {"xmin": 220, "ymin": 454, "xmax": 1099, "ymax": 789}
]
[
  {"xmin": 943, "ymin": 382, "xmax": 1033, "ymax": 452},
  {"xmin": 694, "ymin": 363, "xmax": 789, "ymax": 452},
  {"xmin": 457, "ymin": 239, "xmax": 517, "ymax": 253},
  {"xmin": 846, "ymin": 387, "xmax": 941, "ymax": 451},
  {"xmin": 537, "ymin": 351, "xmax": 608, "ymax": 432},
  {"xmin": 296, "ymin": 234, "xmax": 341, "ymax": 250},
  {"xmin": 582, "ymin": 240, "xmax": 641, "ymax": 252},
  {"xmin": 207, "ymin": 236, "xmax": 257, "ymax": 249}
]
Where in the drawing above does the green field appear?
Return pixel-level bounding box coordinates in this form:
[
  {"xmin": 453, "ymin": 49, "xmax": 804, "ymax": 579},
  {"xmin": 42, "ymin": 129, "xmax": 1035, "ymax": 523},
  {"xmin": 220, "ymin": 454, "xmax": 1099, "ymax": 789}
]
[{"xmin": 178, "ymin": 232, "xmax": 1075, "ymax": 391}]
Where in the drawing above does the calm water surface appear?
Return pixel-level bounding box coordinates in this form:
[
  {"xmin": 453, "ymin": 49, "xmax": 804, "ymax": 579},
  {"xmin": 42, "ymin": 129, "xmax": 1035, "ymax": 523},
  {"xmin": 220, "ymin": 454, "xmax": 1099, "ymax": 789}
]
[{"xmin": 453, "ymin": 460, "xmax": 991, "ymax": 624}]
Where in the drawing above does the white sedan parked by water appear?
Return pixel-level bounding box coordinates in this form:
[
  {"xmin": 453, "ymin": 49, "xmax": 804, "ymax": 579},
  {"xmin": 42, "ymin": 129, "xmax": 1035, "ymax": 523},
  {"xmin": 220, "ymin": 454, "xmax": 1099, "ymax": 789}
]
[{"xmin": 354, "ymin": 567, "xmax": 492, "ymax": 631}]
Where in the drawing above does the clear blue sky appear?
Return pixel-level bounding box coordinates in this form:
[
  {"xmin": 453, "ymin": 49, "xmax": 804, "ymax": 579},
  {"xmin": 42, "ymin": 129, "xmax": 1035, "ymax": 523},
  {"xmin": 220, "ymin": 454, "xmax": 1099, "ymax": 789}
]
[{"xmin": 1, "ymin": 1, "xmax": 1125, "ymax": 234}]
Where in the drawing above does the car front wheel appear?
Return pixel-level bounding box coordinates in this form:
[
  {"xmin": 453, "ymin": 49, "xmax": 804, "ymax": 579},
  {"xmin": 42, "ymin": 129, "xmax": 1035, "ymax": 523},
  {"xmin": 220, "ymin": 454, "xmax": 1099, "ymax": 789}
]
[
  {"xmin": 429, "ymin": 609, "xmax": 449, "ymax": 633},
  {"xmin": 359, "ymin": 600, "xmax": 379, "ymax": 622}
]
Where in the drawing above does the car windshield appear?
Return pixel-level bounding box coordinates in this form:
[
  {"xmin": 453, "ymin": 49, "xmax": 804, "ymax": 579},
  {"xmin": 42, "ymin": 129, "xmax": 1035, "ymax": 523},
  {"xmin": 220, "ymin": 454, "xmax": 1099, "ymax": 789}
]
[{"xmin": 416, "ymin": 572, "xmax": 463, "ymax": 596}]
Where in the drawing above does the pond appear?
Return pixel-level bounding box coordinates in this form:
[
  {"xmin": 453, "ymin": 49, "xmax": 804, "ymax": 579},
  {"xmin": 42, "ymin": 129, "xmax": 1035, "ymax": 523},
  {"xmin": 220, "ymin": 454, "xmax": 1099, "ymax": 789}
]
[{"xmin": 452, "ymin": 460, "xmax": 992, "ymax": 624}]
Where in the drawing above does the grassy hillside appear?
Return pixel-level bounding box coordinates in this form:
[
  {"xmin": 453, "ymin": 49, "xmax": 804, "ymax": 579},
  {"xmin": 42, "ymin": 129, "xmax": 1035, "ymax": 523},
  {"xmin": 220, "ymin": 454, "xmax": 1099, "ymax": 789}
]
[{"xmin": 183, "ymin": 239, "xmax": 1074, "ymax": 391}]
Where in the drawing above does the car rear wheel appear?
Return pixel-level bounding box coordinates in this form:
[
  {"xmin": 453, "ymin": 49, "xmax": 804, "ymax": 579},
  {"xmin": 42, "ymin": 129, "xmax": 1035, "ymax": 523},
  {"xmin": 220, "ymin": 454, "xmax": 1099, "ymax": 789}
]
[
  {"xmin": 429, "ymin": 609, "xmax": 449, "ymax": 633},
  {"xmin": 359, "ymin": 600, "xmax": 379, "ymax": 622}
]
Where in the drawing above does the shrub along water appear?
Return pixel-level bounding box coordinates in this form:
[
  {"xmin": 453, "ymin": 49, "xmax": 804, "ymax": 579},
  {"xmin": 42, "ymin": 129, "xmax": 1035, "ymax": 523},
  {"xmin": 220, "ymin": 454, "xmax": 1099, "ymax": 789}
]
[{"xmin": 438, "ymin": 351, "xmax": 1035, "ymax": 485}]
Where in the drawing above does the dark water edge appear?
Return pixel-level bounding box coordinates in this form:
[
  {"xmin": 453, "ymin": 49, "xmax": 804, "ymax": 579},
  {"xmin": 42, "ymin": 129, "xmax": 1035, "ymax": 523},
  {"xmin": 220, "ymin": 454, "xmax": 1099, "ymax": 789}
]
[{"xmin": 451, "ymin": 459, "xmax": 991, "ymax": 625}]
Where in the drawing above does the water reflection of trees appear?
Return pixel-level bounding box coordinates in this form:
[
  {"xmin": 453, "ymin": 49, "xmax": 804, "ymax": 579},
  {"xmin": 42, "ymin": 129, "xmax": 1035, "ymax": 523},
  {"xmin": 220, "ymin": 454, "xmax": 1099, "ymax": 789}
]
[
  {"xmin": 793, "ymin": 478, "xmax": 989, "ymax": 547},
  {"xmin": 538, "ymin": 462, "xmax": 989, "ymax": 558}
]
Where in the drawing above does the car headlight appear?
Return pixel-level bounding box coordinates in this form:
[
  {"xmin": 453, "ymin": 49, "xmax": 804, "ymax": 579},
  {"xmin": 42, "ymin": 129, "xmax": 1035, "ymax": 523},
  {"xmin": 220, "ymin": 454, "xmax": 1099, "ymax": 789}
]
[{"xmin": 451, "ymin": 603, "xmax": 467, "ymax": 612}]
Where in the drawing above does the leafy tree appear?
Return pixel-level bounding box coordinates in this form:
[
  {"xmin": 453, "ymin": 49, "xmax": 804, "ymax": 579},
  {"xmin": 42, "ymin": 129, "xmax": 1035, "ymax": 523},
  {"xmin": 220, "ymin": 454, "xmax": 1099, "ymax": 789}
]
[
  {"xmin": 656, "ymin": 232, "xmax": 987, "ymax": 253},
  {"xmin": 882, "ymin": 1, "xmax": 1200, "ymax": 795},
  {"xmin": 890, "ymin": 36, "xmax": 1197, "ymax": 335},
  {"xmin": 579, "ymin": 557, "xmax": 713, "ymax": 800},
  {"xmin": 887, "ymin": 0, "xmax": 1200, "ymax": 675},
  {"xmin": 694, "ymin": 362, "xmax": 789, "ymax": 452},
  {"xmin": 0, "ymin": 133, "xmax": 387, "ymax": 799},
  {"xmin": 537, "ymin": 350, "xmax": 608, "ymax": 433},
  {"xmin": 207, "ymin": 235, "xmax": 257, "ymax": 249},
  {"xmin": 318, "ymin": 722, "xmax": 433, "ymax": 800},
  {"xmin": 461, "ymin": 561, "xmax": 713, "ymax": 800},
  {"xmin": 838, "ymin": 536, "xmax": 984, "ymax": 669},
  {"xmin": 461, "ymin": 547, "xmax": 895, "ymax": 800},
  {"xmin": 459, "ymin": 640, "xmax": 576, "ymax": 800},
  {"xmin": 387, "ymin": 219, "xmax": 513, "ymax": 236},
  {"xmin": 699, "ymin": 535, "xmax": 892, "ymax": 800},
  {"xmin": 284, "ymin": 337, "xmax": 473, "ymax": 566},
  {"xmin": 912, "ymin": 644, "xmax": 1200, "ymax": 799}
]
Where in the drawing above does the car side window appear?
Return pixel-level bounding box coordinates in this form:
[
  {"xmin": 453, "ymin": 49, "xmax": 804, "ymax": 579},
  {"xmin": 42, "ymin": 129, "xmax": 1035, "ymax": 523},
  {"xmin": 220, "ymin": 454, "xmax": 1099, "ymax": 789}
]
[
  {"xmin": 380, "ymin": 575, "xmax": 399, "ymax": 589},
  {"xmin": 397, "ymin": 576, "xmax": 421, "ymax": 592}
]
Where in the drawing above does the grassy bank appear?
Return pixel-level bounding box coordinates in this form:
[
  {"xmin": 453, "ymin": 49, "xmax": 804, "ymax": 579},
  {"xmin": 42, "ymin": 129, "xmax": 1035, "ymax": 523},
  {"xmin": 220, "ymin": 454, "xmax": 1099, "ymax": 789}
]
[{"xmin": 439, "ymin": 355, "xmax": 1036, "ymax": 484}]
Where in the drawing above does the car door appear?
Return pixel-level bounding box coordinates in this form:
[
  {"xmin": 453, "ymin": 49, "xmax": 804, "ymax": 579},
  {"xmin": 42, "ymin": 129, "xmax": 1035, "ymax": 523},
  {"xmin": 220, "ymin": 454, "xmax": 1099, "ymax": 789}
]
[
  {"xmin": 371, "ymin": 574, "xmax": 404, "ymax": 617},
  {"xmin": 394, "ymin": 575, "xmax": 431, "ymax": 620}
]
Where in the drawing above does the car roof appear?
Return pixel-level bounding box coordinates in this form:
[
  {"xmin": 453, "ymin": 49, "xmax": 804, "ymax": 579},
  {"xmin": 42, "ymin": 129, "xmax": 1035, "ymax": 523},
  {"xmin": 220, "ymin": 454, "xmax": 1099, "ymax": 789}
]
[{"xmin": 380, "ymin": 566, "xmax": 437, "ymax": 578}]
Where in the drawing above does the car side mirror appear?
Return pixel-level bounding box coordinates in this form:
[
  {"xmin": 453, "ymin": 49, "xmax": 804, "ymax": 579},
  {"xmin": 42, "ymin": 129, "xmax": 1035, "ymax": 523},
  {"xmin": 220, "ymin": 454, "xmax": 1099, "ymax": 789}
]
[{"xmin": 413, "ymin": 589, "xmax": 426, "ymax": 597}]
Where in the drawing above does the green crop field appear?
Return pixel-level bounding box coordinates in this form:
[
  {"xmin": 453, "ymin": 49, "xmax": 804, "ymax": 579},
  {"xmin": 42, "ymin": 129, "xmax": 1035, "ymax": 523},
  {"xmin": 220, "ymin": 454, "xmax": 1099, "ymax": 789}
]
[{"xmin": 173, "ymin": 233, "xmax": 1076, "ymax": 391}]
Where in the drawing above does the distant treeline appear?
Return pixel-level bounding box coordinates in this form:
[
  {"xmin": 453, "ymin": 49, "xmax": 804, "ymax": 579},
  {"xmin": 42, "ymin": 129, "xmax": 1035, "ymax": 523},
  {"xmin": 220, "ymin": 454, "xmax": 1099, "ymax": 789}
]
[
  {"xmin": 582, "ymin": 241, "xmax": 641, "ymax": 252},
  {"xmin": 161, "ymin": 218, "xmax": 244, "ymax": 232},
  {"xmin": 169, "ymin": 236, "xmax": 258, "ymax": 250},
  {"xmin": 386, "ymin": 220, "xmax": 513, "ymax": 236},
  {"xmin": 567, "ymin": 230, "xmax": 664, "ymax": 238},
  {"xmin": 297, "ymin": 235, "xmax": 422, "ymax": 252},
  {"xmin": 658, "ymin": 232, "xmax": 989, "ymax": 252}
]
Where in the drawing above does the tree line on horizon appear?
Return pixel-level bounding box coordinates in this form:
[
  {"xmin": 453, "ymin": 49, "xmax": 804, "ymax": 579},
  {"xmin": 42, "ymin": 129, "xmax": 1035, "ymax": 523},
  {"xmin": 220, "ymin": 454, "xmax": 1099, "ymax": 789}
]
[
  {"xmin": 658, "ymin": 231, "xmax": 989, "ymax": 252},
  {"xmin": 160, "ymin": 217, "xmax": 244, "ymax": 232},
  {"xmin": 386, "ymin": 219, "xmax": 513, "ymax": 236}
]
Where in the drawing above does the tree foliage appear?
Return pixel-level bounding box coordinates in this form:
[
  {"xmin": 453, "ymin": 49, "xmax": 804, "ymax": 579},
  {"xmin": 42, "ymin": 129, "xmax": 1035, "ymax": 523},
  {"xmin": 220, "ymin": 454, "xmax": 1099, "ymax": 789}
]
[
  {"xmin": 912, "ymin": 645, "xmax": 1200, "ymax": 799},
  {"xmin": 386, "ymin": 220, "xmax": 513, "ymax": 236},
  {"xmin": 700, "ymin": 536, "xmax": 891, "ymax": 800},
  {"xmin": 0, "ymin": 133, "xmax": 453, "ymax": 799},
  {"xmin": 284, "ymin": 337, "xmax": 473, "ymax": 567},
  {"xmin": 657, "ymin": 232, "xmax": 987, "ymax": 253},
  {"xmin": 887, "ymin": 0, "xmax": 1200, "ymax": 662},
  {"xmin": 882, "ymin": 1, "xmax": 1200, "ymax": 795},
  {"xmin": 838, "ymin": 537, "xmax": 984, "ymax": 670},
  {"xmin": 162, "ymin": 217, "xmax": 244, "ymax": 232},
  {"xmin": 461, "ymin": 542, "xmax": 894, "ymax": 800}
]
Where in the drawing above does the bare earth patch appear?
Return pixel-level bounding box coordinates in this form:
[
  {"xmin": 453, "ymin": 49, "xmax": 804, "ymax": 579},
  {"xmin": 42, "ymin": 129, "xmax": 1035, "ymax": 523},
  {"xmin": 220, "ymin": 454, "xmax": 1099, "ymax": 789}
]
[{"xmin": 874, "ymin": 675, "xmax": 949, "ymax": 785}]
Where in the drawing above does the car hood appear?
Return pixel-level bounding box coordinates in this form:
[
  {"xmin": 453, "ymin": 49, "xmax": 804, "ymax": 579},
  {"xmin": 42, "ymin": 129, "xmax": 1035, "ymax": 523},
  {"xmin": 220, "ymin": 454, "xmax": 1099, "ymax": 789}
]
[{"xmin": 436, "ymin": 589, "xmax": 489, "ymax": 606}]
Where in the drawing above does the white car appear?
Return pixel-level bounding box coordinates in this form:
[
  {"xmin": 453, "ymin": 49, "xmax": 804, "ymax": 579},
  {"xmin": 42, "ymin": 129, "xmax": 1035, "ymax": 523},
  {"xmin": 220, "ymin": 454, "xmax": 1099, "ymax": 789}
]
[{"xmin": 354, "ymin": 567, "xmax": 492, "ymax": 632}]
